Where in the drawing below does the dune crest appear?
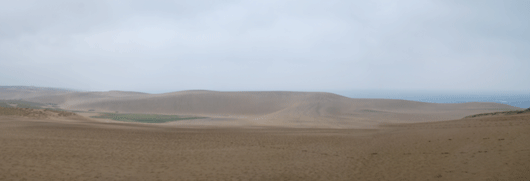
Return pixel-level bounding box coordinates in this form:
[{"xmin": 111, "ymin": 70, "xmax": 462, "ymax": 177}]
[{"xmin": 1, "ymin": 88, "xmax": 519, "ymax": 128}]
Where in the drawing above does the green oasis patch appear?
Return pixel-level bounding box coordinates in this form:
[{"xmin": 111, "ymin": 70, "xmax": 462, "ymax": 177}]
[{"xmin": 91, "ymin": 113, "xmax": 206, "ymax": 123}]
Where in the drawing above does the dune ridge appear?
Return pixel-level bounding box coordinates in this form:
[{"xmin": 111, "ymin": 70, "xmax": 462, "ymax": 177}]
[{"xmin": 0, "ymin": 87, "xmax": 519, "ymax": 128}]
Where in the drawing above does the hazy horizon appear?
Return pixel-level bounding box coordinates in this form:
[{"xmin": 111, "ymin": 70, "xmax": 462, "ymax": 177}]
[
  {"xmin": 1, "ymin": 0, "xmax": 529, "ymax": 93},
  {"xmin": 2, "ymin": 85, "xmax": 529, "ymax": 108},
  {"xmin": 1, "ymin": 1, "xmax": 529, "ymax": 178},
  {"xmin": 2, "ymin": 85, "xmax": 530, "ymax": 94}
]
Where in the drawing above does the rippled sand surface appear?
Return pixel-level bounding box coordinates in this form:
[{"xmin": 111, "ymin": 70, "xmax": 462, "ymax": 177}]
[{"xmin": 1, "ymin": 111, "xmax": 529, "ymax": 180}]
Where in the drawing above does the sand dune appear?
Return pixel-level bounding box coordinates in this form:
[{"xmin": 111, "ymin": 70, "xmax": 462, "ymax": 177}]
[
  {"xmin": 1, "ymin": 87, "xmax": 521, "ymax": 128},
  {"xmin": 1, "ymin": 87, "xmax": 528, "ymax": 180},
  {"xmin": 0, "ymin": 108, "xmax": 528, "ymax": 180}
]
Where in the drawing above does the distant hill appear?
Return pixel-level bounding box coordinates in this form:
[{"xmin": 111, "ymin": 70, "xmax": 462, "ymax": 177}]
[
  {"xmin": 0, "ymin": 86, "xmax": 80, "ymax": 100},
  {"xmin": 0, "ymin": 86, "xmax": 522, "ymax": 128},
  {"xmin": 0, "ymin": 86, "xmax": 80, "ymax": 92}
]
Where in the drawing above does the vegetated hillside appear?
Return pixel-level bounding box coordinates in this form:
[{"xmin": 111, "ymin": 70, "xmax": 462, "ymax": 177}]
[{"xmin": 465, "ymin": 107, "xmax": 530, "ymax": 118}]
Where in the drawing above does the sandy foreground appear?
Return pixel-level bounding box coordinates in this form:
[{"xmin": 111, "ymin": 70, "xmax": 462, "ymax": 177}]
[{"xmin": 0, "ymin": 110, "xmax": 529, "ymax": 181}]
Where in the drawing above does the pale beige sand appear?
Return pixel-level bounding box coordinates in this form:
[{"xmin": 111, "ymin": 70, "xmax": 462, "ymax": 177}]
[
  {"xmin": 0, "ymin": 108, "xmax": 528, "ymax": 180},
  {"xmin": 2, "ymin": 89, "xmax": 521, "ymax": 128}
]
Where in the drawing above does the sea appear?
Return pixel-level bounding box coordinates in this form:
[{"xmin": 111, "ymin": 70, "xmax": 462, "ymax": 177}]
[{"xmin": 332, "ymin": 90, "xmax": 530, "ymax": 109}]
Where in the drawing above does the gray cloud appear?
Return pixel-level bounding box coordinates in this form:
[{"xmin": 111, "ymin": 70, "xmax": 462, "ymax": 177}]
[{"xmin": 1, "ymin": 0, "xmax": 529, "ymax": 93}]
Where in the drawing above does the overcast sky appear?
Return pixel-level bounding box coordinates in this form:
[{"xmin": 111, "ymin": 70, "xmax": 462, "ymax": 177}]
[{"xmin": 1, "ymin": 0, "xmax": 529, "ymax": 93}]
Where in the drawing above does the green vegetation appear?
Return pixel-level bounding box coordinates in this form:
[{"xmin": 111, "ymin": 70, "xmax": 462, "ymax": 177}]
[
  {"xmin": 91, "ymin": 113, "xmax": 206, "ymax": 123},
  {"xmin": 465, "ymin": 108, "xmax": 530, "ymax": 118}
]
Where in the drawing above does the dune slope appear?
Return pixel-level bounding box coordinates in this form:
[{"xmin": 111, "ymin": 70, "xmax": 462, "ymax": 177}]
[
  {"xmin": 0, "ymin": 108, "xmax": 528, "ymax": 180},
  {"xmin": 1, "ymin": 88, "xmax": 521, "ymax": 128}
]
